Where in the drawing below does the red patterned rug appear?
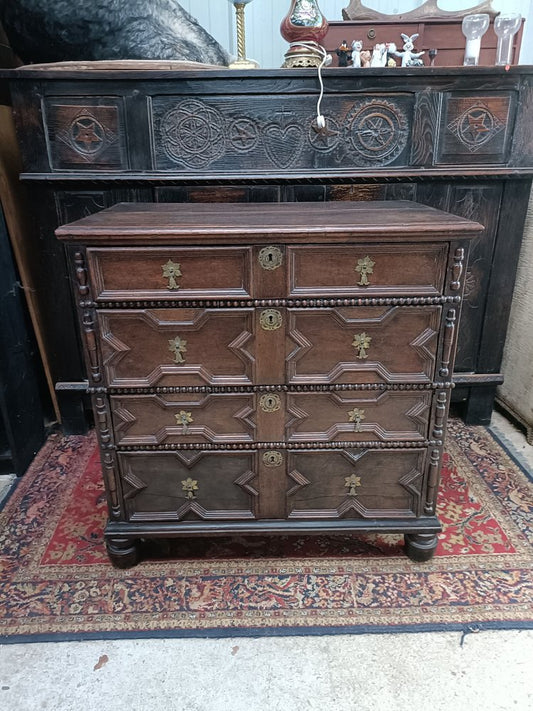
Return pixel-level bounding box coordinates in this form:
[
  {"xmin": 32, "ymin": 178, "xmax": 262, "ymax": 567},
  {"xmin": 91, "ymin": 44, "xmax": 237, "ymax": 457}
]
[{"xmin": 0, "ymin": 419, "xmax": 532, "ymax": 642}]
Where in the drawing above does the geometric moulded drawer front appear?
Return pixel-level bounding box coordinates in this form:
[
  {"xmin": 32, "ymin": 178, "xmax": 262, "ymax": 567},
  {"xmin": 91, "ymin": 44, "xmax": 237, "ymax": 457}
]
[
  {"xmin": 287, "ymin": 305, "xmax": 441, "ymax": 384},
  {"xmin": 87, "ymin": 246, "xmax": 253, "ymax": 301},
  {"xmin": 111, "ymin": 392, "xmax": 256, "ymax": 446},
  {"xmin": 98, "ymin": 308, "xmax": 255, "ymax": 388},
  {"xmin": 288, "ymin": 243, "xmax": 448, "ymax": 297},
  {"xmin": 286, "ymin": 390, "xmax": 432, "ymax": 443},
  {"xmin": 287, "ymin": 448, "xmax": 427, "ymax": 519},
  {"xmin": 119, "ymin": 451, "xmax": 258, "ymax": 522}
]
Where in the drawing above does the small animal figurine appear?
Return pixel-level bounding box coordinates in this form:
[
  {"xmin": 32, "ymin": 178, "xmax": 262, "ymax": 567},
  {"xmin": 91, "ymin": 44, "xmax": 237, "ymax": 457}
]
[
  {"xmin": 360, "ymin": 49, "xmax": 371, "ymax": 68},
  {"xmin": 335, "ymin": 39, "xmax": 352, "ymax": 67},
  {"xmin": 394, "ymin": 33, "xmax": 425, "ymax": 67},
  {"xmin": 370, "ymin": 43, "xmax": 387, "ymax": 67},
  {"xmin": 351, "ymin": 39, "xmax": 363, "ymax": 68}
]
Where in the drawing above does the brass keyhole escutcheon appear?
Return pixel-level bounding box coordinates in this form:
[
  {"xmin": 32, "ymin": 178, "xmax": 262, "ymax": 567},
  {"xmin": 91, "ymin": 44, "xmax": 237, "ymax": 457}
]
[
  {"xmin": 355, "ymin": 256, "xmax": 375, "ymax": 287},
  {"xmin": 162, "ymin": 259, "xmax": 182, "ymax": 290},
  {"xmin": 259, "ymin": 393, "xmax": 281, "ymax": 413},
  {"xmin": 263, "ymin": 451, "xmax": 283, "ymax": 467},
  {"xmin": 260, "ymin": 309, "xmax": 283, "ymax": 331},
  {"xmin": 259, "ymin": 246, "xmax": 283, "ymax": 271}
]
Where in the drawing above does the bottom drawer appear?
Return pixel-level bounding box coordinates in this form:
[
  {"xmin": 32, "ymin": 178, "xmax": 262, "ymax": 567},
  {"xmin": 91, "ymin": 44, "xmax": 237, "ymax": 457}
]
[
  {"xmin": 119, "ymin": 451, "xmax": 258, "ymax": 522},
  {"xmin": 287, "ymin": 449, "xmax": 428, "ymax": 520}
]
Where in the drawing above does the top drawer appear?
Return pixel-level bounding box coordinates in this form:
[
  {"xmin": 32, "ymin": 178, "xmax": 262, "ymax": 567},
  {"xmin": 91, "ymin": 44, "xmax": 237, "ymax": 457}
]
[
  {"xmin": 87, "ymin": 246, "xmax": 253, "ymax": 301},
  {"xmin": 288, "ymin": 244, "xmax": 448, "ymax": 297}
]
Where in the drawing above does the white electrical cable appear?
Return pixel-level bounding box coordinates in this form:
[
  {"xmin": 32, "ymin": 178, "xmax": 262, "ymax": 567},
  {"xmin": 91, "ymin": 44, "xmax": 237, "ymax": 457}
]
[{"xmin": 288, "ymin": 41, "xmax": 330, "ymax": 128}]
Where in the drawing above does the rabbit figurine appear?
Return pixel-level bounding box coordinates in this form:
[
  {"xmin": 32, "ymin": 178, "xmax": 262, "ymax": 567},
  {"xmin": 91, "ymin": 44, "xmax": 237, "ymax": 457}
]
[
  {"xmin": 351, "ymin": 39, "xmax": 363, "ymax": 68},
  {"xmin": 395, "ymin": 33, "xmax": 425, "ymax": 67}
]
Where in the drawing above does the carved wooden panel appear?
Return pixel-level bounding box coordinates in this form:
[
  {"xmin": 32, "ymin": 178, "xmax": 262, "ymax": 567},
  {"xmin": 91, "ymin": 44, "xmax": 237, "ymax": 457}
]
[
  {"xmin": 438, "ymin": 93, "xmax": 516, "ymax": 165},
  {"xmin": 44, "ymin": 98, "xmax": 128, "ymax": 170},
  {"xmin": 286, "ymin": 390, "xmax": 432, "ymax": 443},
  {"xmin": 111, "ymin": 392, "xmax": 256, "ymax": 446},
  {"xmin": 288, "ymin": 243, "xmax": 447, "ymax": 297},
  {"xmin": 151, "ymin": 94, "xmax": 414, "ymax": 173},
  {"xmin": 119, "ymin": 451, "xmax": 258, "ymax": 521},
  {"xmin": 88, "ymin": 246, "xmax": 253, "ymax": 301},
  {"xmin": 286, "ymin": 305, "xmax": 441, "ymax": 384},
  {"xmin": 287, "ymin": 449, "xmax": 426, "ymax": 519},
  {"xmin": 98, "ymin": 308, "xmax": 255, "ymax": 388}
]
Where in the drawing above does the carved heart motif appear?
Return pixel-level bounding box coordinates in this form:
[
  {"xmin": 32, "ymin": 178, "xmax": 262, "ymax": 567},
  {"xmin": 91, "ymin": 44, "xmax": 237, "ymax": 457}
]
[{"xmin": 263, "ymin": 123, "xmax": 304, "ymax": 169}]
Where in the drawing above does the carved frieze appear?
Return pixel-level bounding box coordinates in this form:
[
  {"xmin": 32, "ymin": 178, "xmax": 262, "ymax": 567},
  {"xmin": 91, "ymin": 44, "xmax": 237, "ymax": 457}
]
[{"xmin": 152, "ymin": 94, "xmax": 413, "ymax": 172}]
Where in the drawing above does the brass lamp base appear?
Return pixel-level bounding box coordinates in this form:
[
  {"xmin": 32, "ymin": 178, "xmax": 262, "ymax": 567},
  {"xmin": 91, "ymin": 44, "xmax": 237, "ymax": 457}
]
[
  {"xmin": 229, "ymin": 57, "xmax": 260, "ymax": 69},
  {"xmin": 282, "ymin": 45, "xmax": 324, "ymax": 68}
]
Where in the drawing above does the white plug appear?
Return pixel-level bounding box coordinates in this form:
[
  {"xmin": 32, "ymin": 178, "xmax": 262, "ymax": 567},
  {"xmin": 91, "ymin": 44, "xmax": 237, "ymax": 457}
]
[{"xmin": 316, "ymin": 115, "xmax": 326, "ymax": 129}]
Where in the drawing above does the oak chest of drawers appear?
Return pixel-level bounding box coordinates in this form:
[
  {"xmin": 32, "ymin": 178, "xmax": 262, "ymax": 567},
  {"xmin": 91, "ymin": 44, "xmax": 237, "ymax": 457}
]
[{"xmin": 56, "ymin": 200, "xmax": 480, "ymax": 567}]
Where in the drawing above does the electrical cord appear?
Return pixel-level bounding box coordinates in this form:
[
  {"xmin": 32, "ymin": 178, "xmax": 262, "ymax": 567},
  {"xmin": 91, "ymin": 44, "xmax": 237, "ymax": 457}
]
[{"xmin": 288, "ymin": 41, "xmax": 331, "ymax": 128}]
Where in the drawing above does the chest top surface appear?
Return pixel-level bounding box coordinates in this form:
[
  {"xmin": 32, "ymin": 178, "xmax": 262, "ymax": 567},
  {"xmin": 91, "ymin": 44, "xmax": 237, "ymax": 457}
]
[{"xmin": 56, "ymin": 200, "xmax": 482, "ymax": 244}]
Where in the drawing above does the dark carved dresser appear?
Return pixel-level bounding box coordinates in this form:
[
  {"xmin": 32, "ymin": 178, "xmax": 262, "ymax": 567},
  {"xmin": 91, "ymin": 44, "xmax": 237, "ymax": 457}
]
[{"xmin": 56, "ymin": 200, "xmax": 479, "ymax": 567}]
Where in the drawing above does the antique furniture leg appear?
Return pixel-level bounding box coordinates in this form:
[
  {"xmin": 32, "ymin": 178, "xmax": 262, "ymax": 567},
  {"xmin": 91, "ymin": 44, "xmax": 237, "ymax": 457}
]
[
  {"xmin": 404, "ymin": 532, "xmax": 439, "ymax": 562},
  {"xmin": 105, "ymin": 536, "xmax": 141, "ymax": 569}
]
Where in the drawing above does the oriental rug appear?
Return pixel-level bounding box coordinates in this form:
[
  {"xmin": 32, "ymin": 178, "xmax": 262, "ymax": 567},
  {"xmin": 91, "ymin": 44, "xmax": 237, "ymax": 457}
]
[{"xmin": 0, "ymin": 419, "xmax": 532, "ymax": 643}]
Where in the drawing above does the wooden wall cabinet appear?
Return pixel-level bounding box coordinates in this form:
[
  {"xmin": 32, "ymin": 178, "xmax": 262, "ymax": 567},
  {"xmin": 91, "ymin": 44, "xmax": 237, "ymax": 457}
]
[{"xmin": 56, "ymin": 201, "xmax": 479, "ymax": 566}]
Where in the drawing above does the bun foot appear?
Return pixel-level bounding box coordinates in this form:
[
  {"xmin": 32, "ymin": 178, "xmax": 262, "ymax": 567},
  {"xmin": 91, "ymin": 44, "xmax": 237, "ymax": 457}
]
[
  {"xmin": 404, "ymin": 533, "xmax": 438, "ymax": 562},
  {"xmin": 106, "ymin": 537, "xmax": 141, "ymax": 568}
]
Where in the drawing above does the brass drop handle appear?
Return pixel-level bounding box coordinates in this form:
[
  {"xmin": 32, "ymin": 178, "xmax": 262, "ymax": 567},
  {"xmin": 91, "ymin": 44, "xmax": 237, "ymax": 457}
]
[
  {"xmin": 355, "ymin": 256, "xmax": 375, "ymax": 287},
  {"xmin": 348, "ymin": 408, "xmax": 366, "ymax": 432},
  {"xmin": 352, "ymin": 332, "xmax": 372, "ymax": 360},
  {"xmin": 162, "ymin": 259, "xmax": 182, "ymax": 290},
  {"xmin": 168, "ymin": 336, "xmax": 187, "ymax": 364},
  {"xmin": 182, "ymin": 477, "xmax": 198, "ymax": 500},
  {"xmin": 175, "ymin": 410, "xmax": 193, "ymax": 434},
  {"xmin": 345, "ymin": 473, "xmax": 361, "ymax": 497}
]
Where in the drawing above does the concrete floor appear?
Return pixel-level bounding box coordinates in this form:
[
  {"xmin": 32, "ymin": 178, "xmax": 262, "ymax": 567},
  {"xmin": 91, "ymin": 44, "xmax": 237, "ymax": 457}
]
[{"xmin": 0, "ymin": 413, "xmax": 531, "ymax": 710}]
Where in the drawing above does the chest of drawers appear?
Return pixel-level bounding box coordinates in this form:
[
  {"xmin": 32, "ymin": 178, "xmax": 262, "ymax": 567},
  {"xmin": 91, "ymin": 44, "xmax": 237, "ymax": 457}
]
[{"xmin": 56, "ymin": 200, "xmax": 480, "ymax": 567}]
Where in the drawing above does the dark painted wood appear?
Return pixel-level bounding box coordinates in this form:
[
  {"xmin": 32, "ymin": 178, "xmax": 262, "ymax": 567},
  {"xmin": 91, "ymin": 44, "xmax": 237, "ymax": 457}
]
[{"xmin": 3, "ymin": 66, "xmax": 533, "ymax": 429}]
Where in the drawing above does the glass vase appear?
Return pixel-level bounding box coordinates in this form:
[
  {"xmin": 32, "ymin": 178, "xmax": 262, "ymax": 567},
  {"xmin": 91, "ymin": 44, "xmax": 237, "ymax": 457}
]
[
  {"xmin": 494, "ymin": 13, "xmax": 521, "ymax": 66},
  {"xmin": 462, "ymin": 13, "xmax": 490, "ymax": 66}
]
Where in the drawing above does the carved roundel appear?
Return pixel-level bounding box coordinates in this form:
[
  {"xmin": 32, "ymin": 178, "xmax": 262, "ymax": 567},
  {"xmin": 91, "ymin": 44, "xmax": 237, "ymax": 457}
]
[
  {"xmin": 69, "ymin": 113, "xmax": 106, "ymax": 155},
  {"xmin": 159, "ymin": 99, "xmax": 226, "ymax": 168},
  {"xmin": 307, "ymin": 116, "xmax": 341, "ymax": 153},
  {"xmin": 447, "ymin": 105, "xmax": 505, "ymax": 153},
  {"xmin": 229, "ymin": 118, "xmax": 259, "ymax": 153},
  {"xmin": 345, "ymin": 99, "xmax": 409, "ymax": 165}
]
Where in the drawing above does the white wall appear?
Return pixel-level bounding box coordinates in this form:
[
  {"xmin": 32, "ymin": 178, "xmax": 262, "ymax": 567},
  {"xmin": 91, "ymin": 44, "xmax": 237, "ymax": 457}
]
[{"xmin": 180, "ymin": 0, "xmax": 533, "ymax": 67}]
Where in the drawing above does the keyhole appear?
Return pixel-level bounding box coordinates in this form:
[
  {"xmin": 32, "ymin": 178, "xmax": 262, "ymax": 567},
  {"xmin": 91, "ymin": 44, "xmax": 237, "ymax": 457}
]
[
  {"xmin": 268, "ymin": 314, "xmax": 274, "ymax": 325},
  {"xmin": 267, "ymin": 397, "xmax": 274, "ymax": 408}
]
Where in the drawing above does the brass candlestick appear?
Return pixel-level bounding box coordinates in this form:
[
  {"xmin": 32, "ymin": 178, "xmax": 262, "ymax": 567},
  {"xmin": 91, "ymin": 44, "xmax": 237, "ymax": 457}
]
[{"xmin": 228, "ymin": 0, "xmax": 259, "ymax": 69}]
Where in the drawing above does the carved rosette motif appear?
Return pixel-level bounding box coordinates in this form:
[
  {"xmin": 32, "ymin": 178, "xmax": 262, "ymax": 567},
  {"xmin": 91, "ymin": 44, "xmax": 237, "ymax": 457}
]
[
  {"xmin": 344, "ymin": 99, "xmax": 409, "ymax": 166},
  {"xmin": 160, "ymin": 99, "xmax": 226, "ymax": 168}
]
